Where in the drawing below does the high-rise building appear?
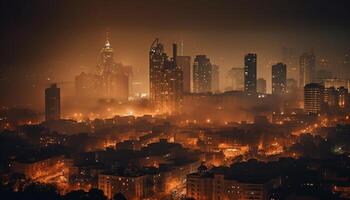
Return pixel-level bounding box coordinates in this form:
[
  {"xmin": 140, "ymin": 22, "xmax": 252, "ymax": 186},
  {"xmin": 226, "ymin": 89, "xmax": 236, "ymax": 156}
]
[
  {"xmin": 149, "ymin": 39, "xmax": 183, "ymax": 113},
  {"xmin": 75, "ymin": 35, "xmax": 130, "ymax": 101},
  {"xmin": 324, "ymin": 87, "xmax": 339, "ymax": 111},
  {"xmin": 299, "ymin": 52, "xmax": 316, "ymax": 87},
  {"xmin": 338, "ymin": 86, "xmax": 348, "ymax": 109},
  {"xmin": 244, "ymin": 53, "xmax": 257, "ymax": 94},
  {"xmin": 211, "ymin": 64, "xmax": 220, "ymax": 92},
  {"xmin": 257, "ymin": 78, "xmax": 267, "ymax": 94},
  {"xmin": 324, "ymin": 86, "xmax": 349, "ymax": 112},
  {"xmin": 304, "ymin": 83, "xmax": 324, "ymax": 114},
  {"xmin": 45, "ymin": 83, "xmax": 60, "ymax": 121},
  {"xmin": 281, "ymin": 47, "xmax": 298, "ymax": 81},
  {"xmin": 176, "ymin": 56, "xmax": 191, "ymax": 93},
  {"xmin": 97, "ymin": 37, "xmax": 129, "ymax": 100},
  {"xmin": 272, "ymin": 63, "xmax": 287, "ymax": 95},
  {"xmin": 226, "ymin": 67, "xmax": 244, "ymax": 91},
  {"xmin": 193, "ymin": 55, "xmax": 212, "ymax": 93},
  {"xmin": 149, "ymin": 38, "xmax": 166, "ymax": 105}
]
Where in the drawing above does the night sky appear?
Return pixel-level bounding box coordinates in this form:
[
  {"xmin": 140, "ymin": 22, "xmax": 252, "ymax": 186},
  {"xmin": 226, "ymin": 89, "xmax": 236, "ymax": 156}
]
[{"xmin": 1, "ymin": 0, "xmax": 350, "ymax": 109}]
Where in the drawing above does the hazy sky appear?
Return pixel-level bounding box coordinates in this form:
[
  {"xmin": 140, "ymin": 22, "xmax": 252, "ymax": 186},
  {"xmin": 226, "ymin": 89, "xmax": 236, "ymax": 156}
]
[{"xmin": 1, "ymin": 0, "xmax": 350, "ymax": 109}]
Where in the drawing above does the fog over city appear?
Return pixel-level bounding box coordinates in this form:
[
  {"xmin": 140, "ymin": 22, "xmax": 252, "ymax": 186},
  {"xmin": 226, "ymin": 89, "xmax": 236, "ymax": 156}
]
[{"xmin": 1, "ymin": 1, "xmax": 350, "ymax": 200}]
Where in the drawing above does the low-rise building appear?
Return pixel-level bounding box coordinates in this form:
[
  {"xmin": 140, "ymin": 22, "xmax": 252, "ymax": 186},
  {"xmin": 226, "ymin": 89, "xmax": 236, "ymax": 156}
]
[{"xmin": 186, "ymin": 163, "xmax": 273, "ymax": 200}]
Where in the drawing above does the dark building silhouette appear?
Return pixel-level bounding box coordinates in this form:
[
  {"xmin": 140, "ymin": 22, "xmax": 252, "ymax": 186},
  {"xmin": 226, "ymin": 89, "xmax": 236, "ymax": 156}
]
[
  {"xmin": 177, "ymin": 56, "xmax": 191, "ymax": 93},
  {"xmin": 45, "ymin": 83, "xmax": 60, "ymax": 121},
  {"xmin": 244, "ymin": 53, "xmax": 257, "ymax": 94},
  {"xmin": 300, "ymin": 52, "xmax": 316, "ymax": 87},
  {"xmin": 272, "ymin": 63, "xmax": 287, "ymax": 95},
  {"xmin": 149, "ymin": 39, "xmax": 183, "ymax": 113},
  {"xmin": 193, "ymin": 55, "xmax": 212, "ymax": 93}
]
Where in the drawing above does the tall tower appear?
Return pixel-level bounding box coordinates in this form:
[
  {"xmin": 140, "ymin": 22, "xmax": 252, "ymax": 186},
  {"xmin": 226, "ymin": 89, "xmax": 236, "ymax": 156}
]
[
  {"xmin": 149, "ymin": 38, "xmax": 166, "ymax": 105},
  {"xmin": 300, "ymin": 52, "xmax": 316, "ymax": 87},
  {"xmin": 97, "ymin": 35, "xmax": 129, "ymax": 100},
  {"xmin": 98, "ymin": 34, "xmax": 115, "ymax": 75},
  {"xmin": 226, "ymin": 67, "xmax": 244, "ymax": 91},
  {"xmin": 149, "ymin": 39, "xmax": 183, "ymax": 113},
  {"xmin": 272, "ymin": 63, "xmax": 287, "ymax": 95},
  {"xmin": 244, "ymin": 53, "xmax": 257, "ymax": 94},
  {"xmin": 304, "ymin": 83, "xmax": 324, "ymax": 114},
  {"xmin": 45, "ymin": 83, "xmax": 60, "ymax": 121},
  {"xmin": 193, "ymin": 55, "xmax": 212, "ymax": 93},
  {"xmin": 75, "ymin": 33, "xmax": 130, "ymax": 101}
]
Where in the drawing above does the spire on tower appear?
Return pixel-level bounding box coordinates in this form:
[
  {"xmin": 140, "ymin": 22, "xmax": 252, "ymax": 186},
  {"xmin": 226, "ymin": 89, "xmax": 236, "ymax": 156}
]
[{"xmin": 105, "ymin": 31, "xmax": 111, "ymax": 48}]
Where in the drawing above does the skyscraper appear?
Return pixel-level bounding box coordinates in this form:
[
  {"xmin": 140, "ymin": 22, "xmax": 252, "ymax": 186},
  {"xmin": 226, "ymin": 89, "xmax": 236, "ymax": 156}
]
[
  {"xmin": 299, "ymin": 52, "xmax": 316, "ymax": 87},
  {"xmin": 244, "ymin": 53, "xmax": 257, "ymax": 94},
  {"xmin": 97, "ymin": 37, "xmax": 129, "ymax": 100},
  {"xmin": 45, "ymin": 83, "xmax": 60, "ymax": 121},
  {"xmin": 272, "ymin": 63, "xmax": 287, "ymax": 95},
  {"xmin": 281, "ymin": 47, "xmax": 298, "ymax": 81},
  {"xmin": 149, "ymin": 38, "xmax": 166, "ymax": 104},
  {"xmin": 75, "ymin": 35, "xmax": 130, "ymax": 101},
  {"xmin": 226, "ymin": 67, "xmax": 244, "ymax": 91},
  {"xmin": 211, "ymin": 64, "xmax": 220, "ymax": 92},
  {"xmin": 304, "ymin": 83, "xmax": 324, "ymax": 114},
  {"xmin": 149, "ymin": 39, "xmax": 183, "ymax": 113},
  {"xmin": 193, "ymin": 55, "xmax": 212, "ymax": 93},
  {"xmin": 338, "ymin": 86, "xmax": 348, "ymax": 109},
  {"xmin": 176, "ymin": 56, "xmax": 191, "ymax": 93},
  {"xmin": 324, "ymin": 87, "xmax": 339, "ymax": 111},
  {"xmin": 257, "ymin": 78, "xmax": 267, "ymax": 94}
]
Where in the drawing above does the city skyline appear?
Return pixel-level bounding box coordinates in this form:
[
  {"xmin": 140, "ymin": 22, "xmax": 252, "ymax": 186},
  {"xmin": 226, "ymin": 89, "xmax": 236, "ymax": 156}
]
[
  {"xmin": 1, "ymin": 1, "xmax": 350, "ymax": 110},
  {"xmin": 2, "ymin": 1, "xmax": 350, "ymax": 200}
]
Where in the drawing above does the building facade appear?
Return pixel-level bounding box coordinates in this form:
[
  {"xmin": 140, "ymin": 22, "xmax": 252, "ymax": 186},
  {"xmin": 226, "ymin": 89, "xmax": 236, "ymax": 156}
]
[
  {"xmin": 244, "ymin": 54, "xmax": 257, "ymax": 94},
  {"xmin": 186, "ymin": 164, "xmax": 269, "ymax": 200},
  {"xmin": 177, "ymin": 56, "xmax": 191, "ymax": 93},
  {"xmin": 299, "ymin": 52, "xmax": 316, "ymax": 87},
  {"xmin": 11, "ymin": 155, "xmax": 66, "ymax": 181},
  {"xmin": 149, "ymin": 39, "xmax": 183, "ymax": 113},
  {"xmin": 75, "ymin": 37, "xmax": 130, "ymax": 101},
  {"xmin": 98, "ymin": 173, "xmax": 147, "ymax": 200},
  {"xmin": 272, "ymin": 63, "xmax": 287, "ymax": 95},
  {"xmin": 304, "ymin": 83, "xmax": 324, "ymax": 114},
  {"xmin": 193, "ymin": 55, "xmax": 212, "ymax": 93}
]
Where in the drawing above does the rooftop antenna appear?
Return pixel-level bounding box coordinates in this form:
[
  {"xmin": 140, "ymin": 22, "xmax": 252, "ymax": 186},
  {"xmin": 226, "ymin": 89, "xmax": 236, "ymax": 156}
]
[{"xmin": 105, "ymin": 31, "xmax": 110, "ymax": 46}]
